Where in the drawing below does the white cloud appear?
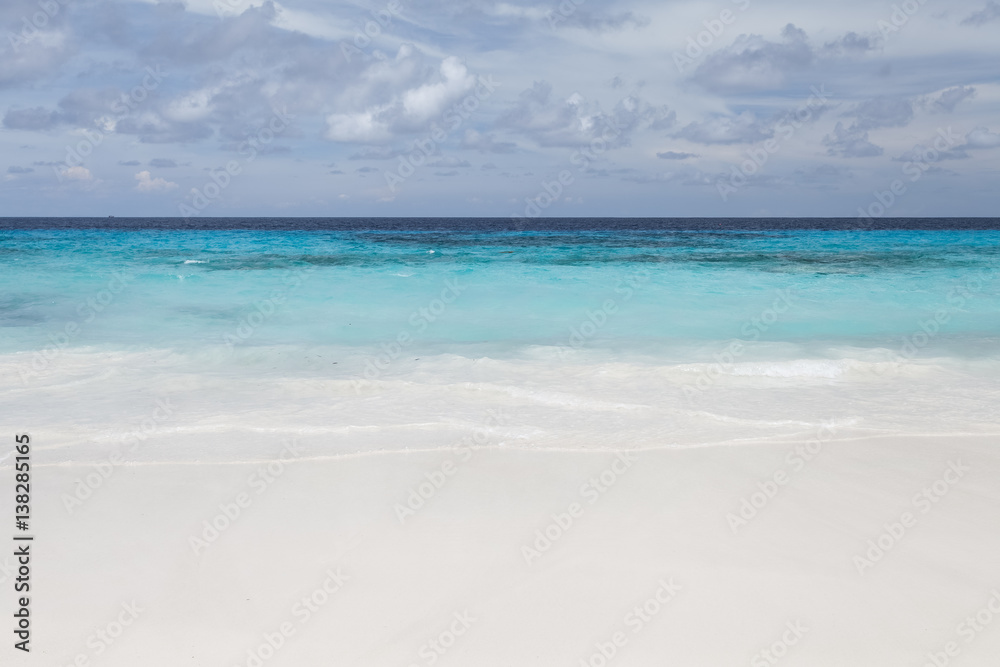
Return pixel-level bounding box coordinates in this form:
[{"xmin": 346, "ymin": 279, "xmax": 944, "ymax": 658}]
[
  {"xmin": 65, "ymin": 166, "xmax": 92, "ymax": 181},
  {"xmin": 964, "ymin": 127, "xmax": 1000, "ymax": 149},
  {"xmin": 325, "ymin": 51, "xmax": 476, "ymax": 143},
  {"xmin": 134, "ymin": 170, "xmax": 178, "ymax": 192}
]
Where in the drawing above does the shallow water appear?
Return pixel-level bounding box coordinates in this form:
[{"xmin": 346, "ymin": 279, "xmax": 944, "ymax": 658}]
[{"xmin": 2, "ymin": 218, "xmax": 999, "ymax": 455}]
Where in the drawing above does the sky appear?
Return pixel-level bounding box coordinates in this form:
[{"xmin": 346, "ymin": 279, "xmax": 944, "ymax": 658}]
[{"xmin": 0, "ymin": 0, "xmax": 998, "ymax": 218}]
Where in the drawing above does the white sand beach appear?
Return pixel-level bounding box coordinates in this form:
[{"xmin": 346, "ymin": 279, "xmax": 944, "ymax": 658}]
[{"xmin": 4, "ymin": 419, "xmax": 999, "ymax": 666}]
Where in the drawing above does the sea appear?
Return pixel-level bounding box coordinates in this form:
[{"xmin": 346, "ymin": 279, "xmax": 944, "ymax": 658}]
[{"xmin": 2, "ymin": 218, "xmax": 998, "ymax": 462}]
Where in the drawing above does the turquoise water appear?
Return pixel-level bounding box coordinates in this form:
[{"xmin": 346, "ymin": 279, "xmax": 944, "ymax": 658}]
[
  {"xmin": 3, "ymin": 221, "xmax": 999, "ymax": 452},
  {"xmin": 2, "ymin": 227, "xmax": 999, "ymax": 355}
]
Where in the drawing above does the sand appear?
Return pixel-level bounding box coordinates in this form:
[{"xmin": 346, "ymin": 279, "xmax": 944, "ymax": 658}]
[{"xmin": 4, "ymin": 432, "xmax": 999, "ymax": 666}]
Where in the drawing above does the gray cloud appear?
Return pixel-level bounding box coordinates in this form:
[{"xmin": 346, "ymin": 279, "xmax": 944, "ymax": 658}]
[
  {"xmin": 963, "ymin": 127, "xmax": 1000, "ymax": 149},
  {"xmin": 691, "ymin": 24, "xmax": 880, "ymax": 94},
  {"xmin": 497, "ymin": 81, "xmax": 673, "ymax": 148},
  {"xmin": 932, "ymin": 86, "xmax": 976, "ymax": 113},
  {"xmin": 822, "ymin": 95, "xmax": 915, "ymax": 158},
  {"xmin": 823, "ymin": 122, "xmax": 883, "ymax": 158},
  {"xmin": 849, "ymin": 96, "xmax": 914, "ymax": 130},
  {"xmin": 549, "ymin": 10, "xmax": 650, "ymax": 32},
  {"xmin": 148, "ymin": 158, "xmax": 178, "ymax": 168},
  {"xmin": 348, "ymin": 146, "xmax": 404, "ymax": 160},
  {"xmin": 118, "ymin": 160, "xmax": 142, "ymax": 166},
  {"xmin": 2, "ymin": 107, "xmax": 61, "ymax": 131},
  {"xmin": 675, "ymin": 111, "xmax": 772, "ymax": 145},
  {"xmin": 657, "ymin": 151, "xmax": 699, "ymax": 160},
  {"xmin": 821, "ymin": 32, "xmax": 881, "ymax": 56},
  {"xmin": 428, "ymin": 157, "xmax": 471, "ymax": 168},
  {"xmin": 7, "ymin": 166, "xmax": 34, "ymax": 174},
  {"xmin": 962, "ymin": 1, "xmax": 1000, "ymax": 25},
  {"xmin": 0, "ymin": 18, "xmax": 77, "ymax": 88},
  {"xmin": 461, "ymin": 129, "xmax": 516, "ymax": 153},
  {"xmin": 691, "ymin": 24, "xmax": 815, "ymax": 94}
]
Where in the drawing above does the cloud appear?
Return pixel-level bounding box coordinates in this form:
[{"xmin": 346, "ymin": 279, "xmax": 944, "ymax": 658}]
[
  {"xmin": 347, "ymin": 146, "xmax": 404, "ymax": 160},
  {"xmin": 848, "ymin": 96, "xmax": 914, "ymax": 130},
  {"xmin": 149, "ymin": 158, "xmax": 179, "ymax": 168},
  {"xmin": 134, "ymin": 170, "xmax": 178, "ymax": 192},
  {"xmin": 963, "ymin": 127, "xmax": 1000, "ymax": 149},
  {"xmin": 823, "ymin": 122, "xmax": 883, "ymax": 158},
  {"xmin": 497, "ymin": 81, "xmax": 673, "ymax": 148},
  {"xmin": 119, "ymin": 160, "xmax": 142, "ymax": 166},
  {"xmin": 428, "ymin": 156, "xmax": 471, "ymax": 168},
  {"xmin": 7, "ymin": 166, "xmax": 34, "ymax": 174},
  {"xmin": 325, "ymin": 49, "xmax": 477, "ymax": 143},
  {"xmin": 675, "ymin": 111, "xmax": 772, "ymax": 145},
  {"xmin": 822, "ymin": 95, "xmax": 914, "ymax": 158},
  {"xmin": 549, "ymin": 10, "xmax": 650, "ymax": 32},
  {"xmin": 932, "ymin": 86, "xmax": 976, "ymax": 113},
  {"xmin": 2, "ymin": 83, "xmax": 215, "ymax": 145},
  {"xmin": 893, "ymin": 144, "xmax": 968, "ymax": 162},
  {"xmin": 461, "ymin": 129, "xmax": 516, "ymax": 153},
  {"xmin": 690, "ymin": 25, "xmax": 879, "ymax": 94},
  {"xmin": 3, "ymin": 107, "xmax": 61, "ymax": 131},
  {"xmin": 821, "ymin": 32, "xmax": 881, "ymax": 56},
  {"xmin": 64, "ymin": 166, "xmax": 92, "ymax": 181},
  {"xmin": 690, "ymin": 24, "xmax": 815, "ymax": 93},
  {"xmin": 0, "ymin": 26, "xmax": 76, "ymax": 89},
  {"xmin": 657, "ymin": 151, "xmax": 698, "ymax": 160},
  {"xmin": 115, "ymin": 116, "xmax": 214, "ymax": 144},
  {"xmin": 962, "ymin": 1, "xmax": 1000, "ymax": 25}
]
